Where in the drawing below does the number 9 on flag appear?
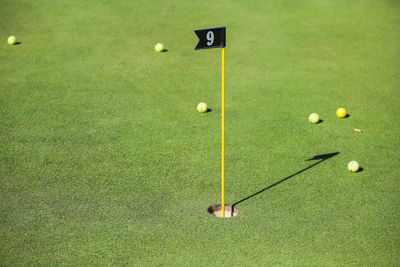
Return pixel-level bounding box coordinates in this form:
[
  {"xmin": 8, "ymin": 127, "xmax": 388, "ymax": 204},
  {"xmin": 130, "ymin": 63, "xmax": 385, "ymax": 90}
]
[{"xmin": 195, "ymin": 27, "xmax": 226, "ymax": 50}]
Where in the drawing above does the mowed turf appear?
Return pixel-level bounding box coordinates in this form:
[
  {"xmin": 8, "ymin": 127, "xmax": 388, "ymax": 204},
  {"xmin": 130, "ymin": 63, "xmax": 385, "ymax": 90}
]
[{"xmin": 1, "ymin": 0, "xmax": 399, "ymax": 265}]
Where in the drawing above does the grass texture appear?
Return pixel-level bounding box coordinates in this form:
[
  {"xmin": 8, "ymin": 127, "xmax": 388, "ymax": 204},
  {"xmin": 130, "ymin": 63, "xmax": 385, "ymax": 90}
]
[{"xmin": 1, "ymin": 0, "xmax": 399, "ymax": 265}]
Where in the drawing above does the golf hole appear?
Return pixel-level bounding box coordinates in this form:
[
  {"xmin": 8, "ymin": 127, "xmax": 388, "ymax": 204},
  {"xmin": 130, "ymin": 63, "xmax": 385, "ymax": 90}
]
[{"xmin": 208, "ymin": 205, "xmax": 239, "ymax": 218}]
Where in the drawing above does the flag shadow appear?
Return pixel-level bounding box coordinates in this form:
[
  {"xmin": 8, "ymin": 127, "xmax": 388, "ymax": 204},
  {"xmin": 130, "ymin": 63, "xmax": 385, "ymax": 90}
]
[{"xmin": 232, "ymin": 152, "xmax": 339, "ymax": 208}]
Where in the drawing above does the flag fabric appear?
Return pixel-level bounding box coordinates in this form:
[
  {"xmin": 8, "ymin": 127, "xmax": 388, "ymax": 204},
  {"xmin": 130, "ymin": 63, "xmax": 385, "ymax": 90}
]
[{"xmin": 194, "ymin": 27, "xmax": 226, "ymax": 50}]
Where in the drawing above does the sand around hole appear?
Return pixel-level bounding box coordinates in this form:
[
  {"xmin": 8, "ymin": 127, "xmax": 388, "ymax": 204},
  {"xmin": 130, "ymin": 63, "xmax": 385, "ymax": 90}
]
[{"xmin": 208, "ymin": 205, "xmax": 239, "ymax": 218}]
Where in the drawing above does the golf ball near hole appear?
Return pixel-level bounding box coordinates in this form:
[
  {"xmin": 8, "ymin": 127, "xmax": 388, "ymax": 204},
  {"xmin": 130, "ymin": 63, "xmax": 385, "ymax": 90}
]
[
  {"xmin": 197, "ymin": 102, "xmax": 207, "ymax": 113},
  {"xmin": 309, "ymin": 113, "xmax": 320, "ymax": 124},
  {"xmin": 8, "ymin": 36, "xmax": 16, "ymax": 45},
  {"xmin": 336, "ymin": 107, "xmax": 347, "ymax": 118},
  {"xmin": 348, "ymin": 161, "xmax": 360, "ymax": 172},
  {"xmin": 154, "ymin": 43, "xmax": 164, "ymax": 52}
]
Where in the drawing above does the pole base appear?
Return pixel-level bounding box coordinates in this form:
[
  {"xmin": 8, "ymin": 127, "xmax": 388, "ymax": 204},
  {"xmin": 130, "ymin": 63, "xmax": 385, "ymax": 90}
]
[{"xmin": 208, "ymin": 205, "xmax": 239, "ymax": 218}]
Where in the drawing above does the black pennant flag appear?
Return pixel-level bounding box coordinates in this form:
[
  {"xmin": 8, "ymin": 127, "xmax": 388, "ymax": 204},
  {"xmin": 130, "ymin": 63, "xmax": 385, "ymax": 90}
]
[{"xmin": 194, "ymin": 27, "xmax": 226, "ymax": 50}]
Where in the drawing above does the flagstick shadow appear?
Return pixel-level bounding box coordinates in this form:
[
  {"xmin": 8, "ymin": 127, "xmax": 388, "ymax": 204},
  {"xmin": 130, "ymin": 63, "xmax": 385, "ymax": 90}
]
[{"xmin": 231, "ymin": 152, "xmax": 339, "ymax": 209}]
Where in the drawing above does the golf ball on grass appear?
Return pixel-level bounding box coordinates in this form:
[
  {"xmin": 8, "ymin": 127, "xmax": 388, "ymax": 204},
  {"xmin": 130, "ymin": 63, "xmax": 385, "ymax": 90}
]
[
  {"xmin": 308, "ymin": 113, "xmax": 320, "ymax": 124},
  {"xmin": 154, "ymin": 43, "xmax": 164, "ymax": 52},
  {"xmin": 8, "ymin": 36, "xmax": 16, "ymax": 45},
  {"xmin": 197, "ymin": 102, "xmax": 207, "ymax": 113},
  {"xmin": 336, "ymin": 107, "xmax": 347, "ymax": 118},
  {"xmin": 348, "ymin": 161, "xmax": 360, "ymax": 172}
]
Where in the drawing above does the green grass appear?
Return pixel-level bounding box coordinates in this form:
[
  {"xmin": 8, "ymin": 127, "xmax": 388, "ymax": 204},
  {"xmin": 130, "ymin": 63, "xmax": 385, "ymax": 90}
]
[{"xmin": 1, "ymin": 0, "xmax": 399, "ymax": 265}]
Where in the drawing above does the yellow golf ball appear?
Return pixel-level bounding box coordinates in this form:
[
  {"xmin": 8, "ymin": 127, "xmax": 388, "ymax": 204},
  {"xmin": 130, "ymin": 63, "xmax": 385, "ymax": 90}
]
[
  {"xmin": 336, "ymin": 107, "xmax": 347, "ymax": 118},
  {"xmin": 154, "ymin": 43, "xmax": 164, "ymax": 52},
  {"xmin": 197, "ymin": 102, "xmax": 207, "ymax": 113},
  {"xmin": 308, "ymin": 113, "xmax": 320, "ymax": 124},
  {"xmin": 8, "ymin": 36, "xmax": 16, "ymax": 45},
  {"xmin": 348, "ymin": 161, "xmax": 360, "ymax": 172}
]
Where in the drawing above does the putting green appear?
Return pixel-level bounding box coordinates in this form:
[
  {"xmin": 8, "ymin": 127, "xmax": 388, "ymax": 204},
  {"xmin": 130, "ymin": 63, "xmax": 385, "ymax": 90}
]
[{"xmin": 1, "ymin": 0, "xmax": 399, "ymax": 265}]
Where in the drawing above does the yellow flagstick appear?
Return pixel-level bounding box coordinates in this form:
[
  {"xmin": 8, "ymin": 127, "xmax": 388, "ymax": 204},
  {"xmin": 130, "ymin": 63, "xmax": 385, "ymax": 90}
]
[
  {"xmin": 221, "ymin": 47, "xmax": 225, "ymax": 218},
  {"xmin": 194, "ymin": 27, "xmax": 227, "ymax": 218}
]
